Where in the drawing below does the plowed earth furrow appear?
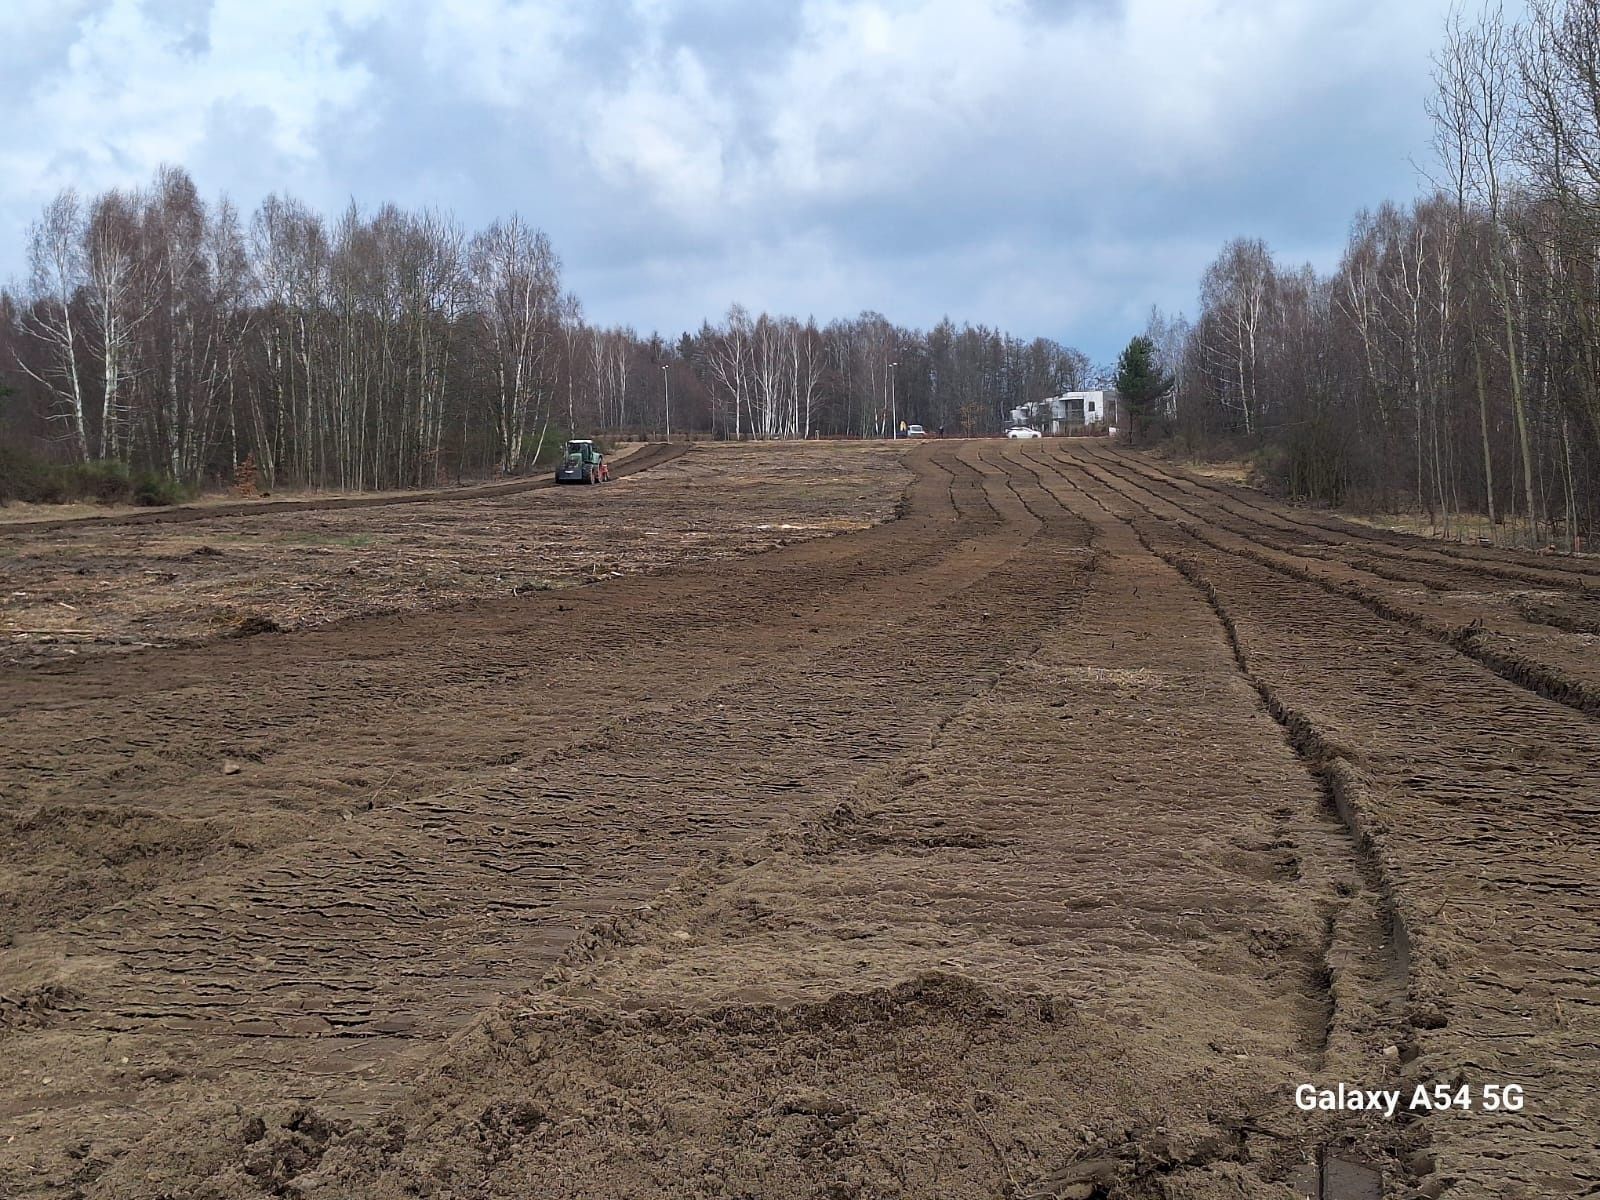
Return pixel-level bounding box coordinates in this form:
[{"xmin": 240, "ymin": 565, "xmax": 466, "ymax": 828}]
[
  {"xmin": 1075, "ymin": 449, "xmax": 1600, "ymax": 717},
  {"xmin": 1089, "ymin": 444, "xmax": 1600, "ymax": 589},
  {"xmin": 2, "ymin": 440, "xmax": 1590, "ymax": 1200},
  {"xmin": 1061, "ymin": 446, "xmax": 1597, "ymax": 1199}
]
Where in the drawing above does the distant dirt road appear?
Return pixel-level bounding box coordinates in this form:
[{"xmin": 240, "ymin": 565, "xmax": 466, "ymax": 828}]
[
  {"xmin": 2, "ymin": 441, "xmax": 1594, "ymax": 1200},
  {"xmin": 0, "ymin": 441, "xmax": 684, "ymax": 534}
]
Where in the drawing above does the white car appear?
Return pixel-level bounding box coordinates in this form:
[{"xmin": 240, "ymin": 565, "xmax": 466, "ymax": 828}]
[
  {"xmin": 1005, "ymin": 426, "xmax": 1042, "ymax": 439},
  {"xmin": 905, "ymin": 424, "xmax": 926, "ymax": 438}
]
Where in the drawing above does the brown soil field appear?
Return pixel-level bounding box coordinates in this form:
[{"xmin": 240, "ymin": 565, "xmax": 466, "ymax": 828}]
[
  {"xmin": 2, "ymin": 440, "xmax": 1595, "ymax": 1200},
  {"xmin": 0, "ymin": 442, "xmax": 897, "ymax": 666}
]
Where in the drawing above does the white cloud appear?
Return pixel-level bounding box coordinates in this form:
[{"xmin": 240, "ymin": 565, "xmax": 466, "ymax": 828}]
[
  {"xmin": 415, "ymin": 0, "xmax": 583, "ymax": 107},
  {"xmin": 5, "ymin": 0, "xmax": 374, "ymax": 172},
  {"xmin": 0, "ymin": 0, "xmax": 1466, "ymax": 354},
  {"xmin": 586, "ymin": 46, "xmax": 736, "ymax": 219}
]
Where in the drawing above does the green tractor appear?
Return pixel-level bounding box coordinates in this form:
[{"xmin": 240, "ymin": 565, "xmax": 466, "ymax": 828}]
[{"xmin": 554, "ymin": 439, "xmax": 611, "ymax": 485}]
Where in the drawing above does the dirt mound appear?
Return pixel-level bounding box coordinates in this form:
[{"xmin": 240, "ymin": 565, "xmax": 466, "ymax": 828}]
[
  {"xmin": 223, "ymin": 612, "xmax": 282, "ymax": 638},
  {"xmin": 95, "ymin": 974, "xmax": 1290, "ymax": 1200},
  {"xmin": 0, "ymin": 981, "xmax": 79, "ymax": 1033},
  {"xmin": 1, "ymin": 801, "xmax": 265, "ymax": 936}
]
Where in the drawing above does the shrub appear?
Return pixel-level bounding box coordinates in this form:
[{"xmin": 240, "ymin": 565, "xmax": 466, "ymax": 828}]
[
  {"xmin": 0, "ymin": 444, "xmax": 52, "ymax": 503},
  {"xmin": 76, "ymin": 460, "xmax": 135, "ymax": 502},
  {"xmin": 131, "ymin": 471, "xmax": 195, "ymax": 506},
  {"xmin": 1249, "ymin": 421, "xmax": 1351, "ymax": 507},
  {"xmin": 0, "ymin": 446, "xmax": 194, "ymax": 507}
]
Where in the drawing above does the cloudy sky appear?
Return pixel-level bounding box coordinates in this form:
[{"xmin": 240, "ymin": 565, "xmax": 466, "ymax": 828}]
[{"xmin": 3, "ymin": 0, "xmax": 1470, "ymax": 361}]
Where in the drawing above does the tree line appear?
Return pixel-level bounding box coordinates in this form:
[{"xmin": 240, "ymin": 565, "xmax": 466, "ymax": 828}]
[
  {"xmin": 1152, "ymin": 1, "xmax": 1599, "ymax": 547},
  {"xmin": 0, "ymin": 167, "xmax": 1090, "ymax": 493}
]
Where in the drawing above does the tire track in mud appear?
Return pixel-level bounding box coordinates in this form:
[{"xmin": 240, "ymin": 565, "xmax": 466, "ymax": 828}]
[
  {"xmin": 7, "ymin": 440, "xmax": 1594, "ymax": 1199},
  {"xmin": 1088, "ymin": 447, "xmax": 1600, "ymax": 686},
  {"xmin": 1015, "ymin": 446, "xmax": 1413, "ymax": 1084},
  {"xmin": 0, "ymin": 447, "xmax": 995, "ymax": 932},
  {"xmin": 1073, "ymin": 449, "xmax": 1600, "ymax": 721},
  {"xmin": 1139, "ymin": 528, "xmax": 1600, "ymax": 1199},
  {"xmin": 0, "ymin": 441, "xmax": 1076, "ymax": 1196},
  {"xmin": 1093, "ymin": 445, "xmax": 1590, "ymax": 597},
  {"xmin": 1087, "ymin": 443, "xmax": 1600, "ymax": 590},
  {"xmin": 1049, "ymin": 442, "xmax": 1600, "ymax": 1198},
  {"xmin": 157, "ymin": 439, "xmax": 1430, "ymax": 1200}
]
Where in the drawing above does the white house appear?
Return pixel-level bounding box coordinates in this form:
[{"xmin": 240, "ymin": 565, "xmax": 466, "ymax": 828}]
[{"xmin": 1008, "ymin": 390, "xmax": 1122, "ymax": 435}]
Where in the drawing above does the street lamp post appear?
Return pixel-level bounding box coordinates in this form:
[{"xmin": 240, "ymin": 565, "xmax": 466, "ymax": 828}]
[
  {"xmin": 660, "ymin": 363, "xmax": 671, "ymax": 442},
  {"xmin": 889, "ymin": 360, "xmax": 898, "ymax": 438}
]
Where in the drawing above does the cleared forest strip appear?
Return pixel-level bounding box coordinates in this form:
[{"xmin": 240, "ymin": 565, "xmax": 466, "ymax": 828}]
[
  {"xmin": 0, "ymin": 441, "xmax": 1037, "ymax": 1195},
  {"xmin": 0, "ymin": 447, "xmax": 953, "ymax": 939},
  {"xmin": 87, "ymin": 438, "xmax": 1392, "ymax": 1200},
  {"xmin": 4, "ymin": 439, "xmax": 1593, "ymax": 1199}
]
